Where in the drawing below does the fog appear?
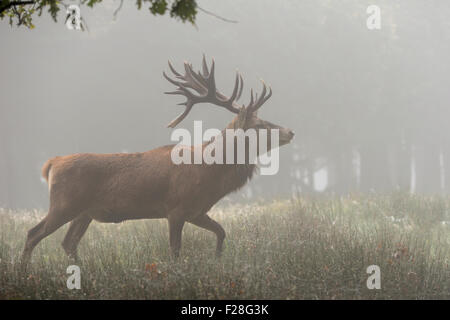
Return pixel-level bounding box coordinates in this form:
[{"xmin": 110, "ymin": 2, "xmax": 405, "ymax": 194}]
[{"xmin": 1, "ymin": 0, "xmax": 449, "ymax": 209}]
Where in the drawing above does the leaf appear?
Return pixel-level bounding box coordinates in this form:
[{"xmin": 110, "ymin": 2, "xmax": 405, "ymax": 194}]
[{"xmin": 149, "ymin": 0, "xmax": 167, "ymax": 16}]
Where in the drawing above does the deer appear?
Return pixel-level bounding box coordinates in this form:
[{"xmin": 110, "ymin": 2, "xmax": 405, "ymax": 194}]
[{"xmin": 21, "ymin": 56, "xmax": 294, "ymax": 266}]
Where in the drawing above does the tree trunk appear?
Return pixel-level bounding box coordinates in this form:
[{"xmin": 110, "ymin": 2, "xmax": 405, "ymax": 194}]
[
  {"xmin": 443, "ymin": 144, "xmax": 450, "ymax": 194},
  {"xmin": 333, "ymin": 150, "xmax": 357, "ymax": 195},
  {"xmin": 359, "ymin": 143, "xmax": 391, "ymax": 193},
  {"xmin": 390, "ymin": 141, "xmax": 411, "ymax": 192},
  {"xmin": 414, "ymin": 143, "xmax": 441, "ymax": 194},
  {"xmin": 0, "ymin": 109, "xmax": 11, "ymax": 208}
]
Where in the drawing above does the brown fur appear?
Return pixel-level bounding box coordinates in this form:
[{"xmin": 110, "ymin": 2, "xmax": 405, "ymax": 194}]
[
  {"xmin": 21, "ymin": 91, "xmax": 294, "ymax": 266},
  {"xmin": 41, "ymin": 159, "xmax": 53, "ymax": 182}
]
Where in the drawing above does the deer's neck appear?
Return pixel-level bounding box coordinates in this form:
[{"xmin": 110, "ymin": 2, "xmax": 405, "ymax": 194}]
[{"xmin": 200, "ymin": 128, "xmax": 257, "ymax": 196}]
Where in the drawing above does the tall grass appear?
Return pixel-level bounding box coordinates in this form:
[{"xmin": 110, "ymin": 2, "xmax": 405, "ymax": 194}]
[{"xmin": 0, "ymin": 192, "xmax": 449, "ymax": 299}]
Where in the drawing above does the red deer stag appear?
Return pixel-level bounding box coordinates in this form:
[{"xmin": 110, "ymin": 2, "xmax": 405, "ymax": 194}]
[{"xmin": 21, "ymin": 56, "xmax": 294, "ymax": 265}]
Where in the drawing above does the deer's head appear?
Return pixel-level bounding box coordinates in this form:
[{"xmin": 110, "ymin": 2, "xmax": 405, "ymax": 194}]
[{"xmin": 164, "ymin": 56, "xmax": 294, "ymax": 149}]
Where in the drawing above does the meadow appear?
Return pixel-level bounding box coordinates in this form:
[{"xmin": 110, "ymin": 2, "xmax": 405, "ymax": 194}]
[{"xmin": 0, "ymin": 193, "xmax": 449, "ymax": 299}]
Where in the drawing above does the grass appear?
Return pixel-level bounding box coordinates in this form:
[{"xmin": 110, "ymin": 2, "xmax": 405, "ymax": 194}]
[{"xmin": 0, "ymin": 192, "xmax": 449, "ymax": 299}]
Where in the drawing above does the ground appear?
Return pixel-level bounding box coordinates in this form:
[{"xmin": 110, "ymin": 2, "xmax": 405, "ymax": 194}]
[{"xmin": 0, "ymin": 192, "xmax": 449, "ymax": 299}]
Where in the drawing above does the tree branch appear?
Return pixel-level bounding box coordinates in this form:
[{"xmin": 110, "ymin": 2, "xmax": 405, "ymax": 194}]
[
  {"xmin": 197, "ymin": 6, "xmax": 238, "ymax": 24},
  {"xmin": 0, "ymin": 1, "xmax": 35, "ymax": 15},
  {"xmin": 113, "ymin": 0, "xmax": 123, "ymax": 20}
]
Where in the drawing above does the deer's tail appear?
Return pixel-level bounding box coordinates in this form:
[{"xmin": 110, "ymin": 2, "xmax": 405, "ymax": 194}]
[{"xmin": 41, "ymin": 159, "xmax": 53, "ymax": 183}]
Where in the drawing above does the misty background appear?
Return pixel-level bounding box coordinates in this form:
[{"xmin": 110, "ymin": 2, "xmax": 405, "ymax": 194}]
[{"xmin": 1, "ymin": 0, "xmax": 449, "ymax": 209}]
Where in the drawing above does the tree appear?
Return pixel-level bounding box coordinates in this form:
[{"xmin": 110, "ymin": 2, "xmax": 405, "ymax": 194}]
[{"xmin": 0, "ymin": 0, "xmax": 198, "ymax": 29}]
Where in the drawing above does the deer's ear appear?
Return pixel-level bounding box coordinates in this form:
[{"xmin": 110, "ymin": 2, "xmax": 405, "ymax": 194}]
[{"xmin": 235, "ymin": 107, "xmax": 248, "ymax": 129}]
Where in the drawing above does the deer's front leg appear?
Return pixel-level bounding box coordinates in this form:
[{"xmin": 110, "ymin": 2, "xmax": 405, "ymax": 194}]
[{"xmin": 168, "ymin": 214, "xmax": 185, "ymax": 258}]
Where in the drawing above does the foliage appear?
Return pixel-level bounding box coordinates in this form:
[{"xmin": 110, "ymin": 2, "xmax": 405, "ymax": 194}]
[
  {"xmin": 0, "ymin": 0, "xmax": 198, "ymax": 29},
  {"xmin": 0, "ymin": 193, "xmax": 449, "ymax": 299}
]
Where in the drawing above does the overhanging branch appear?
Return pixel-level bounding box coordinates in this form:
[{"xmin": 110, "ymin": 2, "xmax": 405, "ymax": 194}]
[{"xmin": 0, "ymin": 1, "xmax": 35, "ymax": 15}]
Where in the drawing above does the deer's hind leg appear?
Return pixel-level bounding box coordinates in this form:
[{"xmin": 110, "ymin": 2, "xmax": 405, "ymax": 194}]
[
  {"xmin": 21, "ymin": 207, "xmax": 77, "ymax": 266},
  {"xmin": 188, "ymin": 214, "xmax": 226, "ymax": 257},
  {"xmin": 61, "ymin": 214, "xmax": 92, "ymax": 260}
]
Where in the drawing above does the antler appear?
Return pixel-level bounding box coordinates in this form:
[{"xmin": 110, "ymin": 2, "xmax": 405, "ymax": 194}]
[
  {"xmin": 163, "ymin": 55, "xmax": 272, "ymax": 128},
  {"xmin": 246, "ymin": 80, "xmax": 272, "ymax": 113}
]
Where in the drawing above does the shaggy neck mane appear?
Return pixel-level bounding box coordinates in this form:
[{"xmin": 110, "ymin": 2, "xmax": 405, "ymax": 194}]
[{"xmin": 202, "ymin": 128, "xmax": 257, "ymax": 196}]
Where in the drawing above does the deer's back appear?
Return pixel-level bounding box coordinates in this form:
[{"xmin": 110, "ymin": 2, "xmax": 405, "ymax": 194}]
[{"xmin": 46, "ymin": 145, "xmax": 177, "ymax": 221}]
